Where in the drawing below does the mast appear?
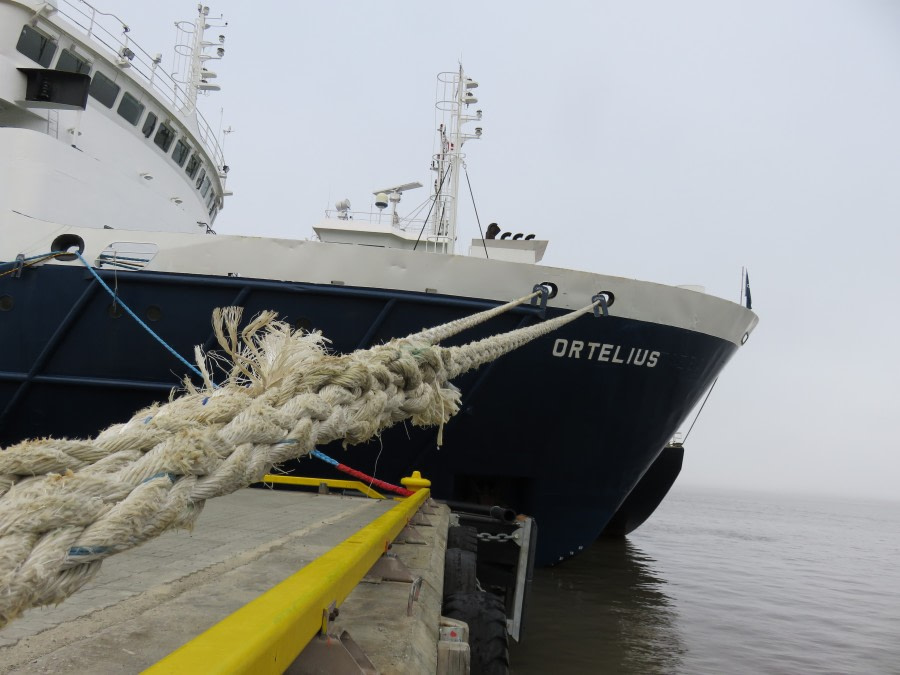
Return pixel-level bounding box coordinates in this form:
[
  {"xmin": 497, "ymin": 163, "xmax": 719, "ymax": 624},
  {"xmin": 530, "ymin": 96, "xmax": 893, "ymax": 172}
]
[
  {"xmin": 174, "ymin": 5, "xmax": 226, "ymax": 115},
  {"xmin": 430, "ymin": 66, "xmax": 482, "ymax": 253}
]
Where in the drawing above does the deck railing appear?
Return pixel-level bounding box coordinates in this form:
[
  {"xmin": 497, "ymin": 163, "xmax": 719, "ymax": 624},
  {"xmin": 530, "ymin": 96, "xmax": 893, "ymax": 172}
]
[{"xmin": 53, "ymin": 0, "xmax": 225, "ymax": 168}]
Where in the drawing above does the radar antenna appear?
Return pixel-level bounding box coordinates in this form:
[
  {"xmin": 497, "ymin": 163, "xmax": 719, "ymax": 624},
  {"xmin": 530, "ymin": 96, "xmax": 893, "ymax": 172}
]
[{"xmin": 373, "ymin": 182, "xmax": 423, "ymax": 225}]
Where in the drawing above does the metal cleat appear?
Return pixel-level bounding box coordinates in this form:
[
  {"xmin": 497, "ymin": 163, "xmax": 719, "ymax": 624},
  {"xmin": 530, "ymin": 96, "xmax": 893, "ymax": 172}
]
[
  {"xmin": 363, "ymin": 552, "xmax": 415, "ymax": 583},
  {"xmin": 592, "ymin": 292, "xmax": 610, "ymax": 317},
  {"xmin": 393, "ymin": 524, "xmax": 428, "ymax": 545},
  {"xmin": 530, "ymin": 283, "xmax": 550, "ymax": 314},
  {"xmin": 289, "ymin": 629, "xmax": 378, "ymax": 675},
  {"xmin": 410, "ymin": 511, "xmax": 433, "ymax": 527}
]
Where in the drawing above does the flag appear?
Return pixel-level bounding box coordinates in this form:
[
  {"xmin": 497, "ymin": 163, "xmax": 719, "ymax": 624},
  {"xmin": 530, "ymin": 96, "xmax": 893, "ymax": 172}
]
[{"xmin": 744, "ymin": 270, "xmax": 752, "ymax": 310}]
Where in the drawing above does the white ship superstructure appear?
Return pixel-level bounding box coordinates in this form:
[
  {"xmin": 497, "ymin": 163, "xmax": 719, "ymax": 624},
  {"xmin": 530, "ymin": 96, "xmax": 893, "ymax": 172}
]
[{"xmin": 0, "ymin": 1, "xmax": 228, "ymax": 235}]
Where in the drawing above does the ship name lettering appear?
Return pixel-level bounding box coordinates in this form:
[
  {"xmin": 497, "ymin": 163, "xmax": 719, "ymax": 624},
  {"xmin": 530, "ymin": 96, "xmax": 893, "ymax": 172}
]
[{"xmin": 551, "ymin": 339, "xmax": 659, "ymax": 368}]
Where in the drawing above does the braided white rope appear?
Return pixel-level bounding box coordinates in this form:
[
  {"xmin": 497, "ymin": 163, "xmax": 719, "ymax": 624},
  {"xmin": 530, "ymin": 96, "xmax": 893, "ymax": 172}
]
[
  {"xmin": 407, "ymin": 290, "xmax": 541, "ymax": 345},
  {"xmin": 0, "ymin": 299, "xmax": 598, "ymax": 627}
]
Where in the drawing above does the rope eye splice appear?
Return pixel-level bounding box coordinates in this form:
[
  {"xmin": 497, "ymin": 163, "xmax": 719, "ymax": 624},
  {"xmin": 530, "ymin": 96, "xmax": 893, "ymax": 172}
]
[{"xmin": 0, "ymin": 287, "xmax": 604, "ymax": 628}]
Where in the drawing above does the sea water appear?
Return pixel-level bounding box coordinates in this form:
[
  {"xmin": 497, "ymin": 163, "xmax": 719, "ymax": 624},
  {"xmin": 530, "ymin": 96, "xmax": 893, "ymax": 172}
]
[{"xmin": 509, "ymin": 487, "xmax": 900, "ymax": 674}]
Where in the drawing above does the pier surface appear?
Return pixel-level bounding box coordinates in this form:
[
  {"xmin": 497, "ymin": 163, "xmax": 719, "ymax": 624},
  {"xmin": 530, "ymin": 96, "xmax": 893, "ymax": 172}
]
[{"xmin": 0, "ymin": 487, "xmax": 448, "ymax": 674}]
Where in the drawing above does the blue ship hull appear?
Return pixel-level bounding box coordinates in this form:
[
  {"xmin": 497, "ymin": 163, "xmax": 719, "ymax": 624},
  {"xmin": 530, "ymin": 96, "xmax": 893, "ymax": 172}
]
[{"xmin": 0, "ymin": 264, "xmax": 735, "ymax": 565}]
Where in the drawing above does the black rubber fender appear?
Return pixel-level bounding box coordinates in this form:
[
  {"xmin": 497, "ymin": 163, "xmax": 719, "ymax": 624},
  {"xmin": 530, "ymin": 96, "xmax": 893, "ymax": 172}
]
[
  {"xmin": 447, "ymin": 525, "xmax": 478, "ymax": 553},
  {"xmin": 443, "ymin": 591, "xmax": 510, "ymax": 675},
  {"xmin": 443, "ymin": 548, "xmax": 477, "ymax": 600}
]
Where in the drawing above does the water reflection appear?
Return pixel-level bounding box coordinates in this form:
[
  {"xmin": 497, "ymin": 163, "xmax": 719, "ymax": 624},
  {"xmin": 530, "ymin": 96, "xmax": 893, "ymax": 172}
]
[{"xmin": 510, "ymin": 538, "xmax": 683, "ymax": 674}]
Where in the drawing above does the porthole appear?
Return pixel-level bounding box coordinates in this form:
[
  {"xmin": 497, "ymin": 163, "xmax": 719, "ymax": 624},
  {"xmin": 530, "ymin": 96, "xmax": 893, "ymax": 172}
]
[
  {"xmin": 146, "ymin": 305, "xmax": 162, "ymax": 322},
  {"xmin": 0, "ymin": 295, "xmax": 14, "ymax": 312},
  {"xmin": 50, "ymin": 234, "xmax": 85, "ymax": 261}
]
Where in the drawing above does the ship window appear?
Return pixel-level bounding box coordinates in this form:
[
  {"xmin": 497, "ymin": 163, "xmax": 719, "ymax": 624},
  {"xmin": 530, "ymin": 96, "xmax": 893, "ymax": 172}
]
[
  {"xmin": 199, "ymin": 175, "xmax": 212, "ymax": 197},
  {"xmin": 195, "ymin": 168, "xmax": 206, "ymax": 189},
  {"xmin": 16, "ymin": 25, "xmax": 56, "ymax": 67},
  {"xmin": 56, "ymin": 48, "xmax": 91, "ymax": 74},
  {"xmin": 142, "ymin": 111, "xmax": 158, "ymax": 138},
  {"xmin": 153, "ymin": 122, "xmax": 175, "ymax": 152},
  {"xmin": 185, "ymin": 153, "xmax": 201, "ymax": 178},
  {"xmin": 205, "ymin": 190, "xmax": 216, "ymax": 208},
  {"xmin": 172, "ymin": 139, "xmax": 190, "ymax": 167},
  {"xmin": 89, "ymin": 71, "xmax": 120, "ymax": 108},
  {"xmin": 117, "ymin": 92, "xmax": 144, "ymax": 126}
]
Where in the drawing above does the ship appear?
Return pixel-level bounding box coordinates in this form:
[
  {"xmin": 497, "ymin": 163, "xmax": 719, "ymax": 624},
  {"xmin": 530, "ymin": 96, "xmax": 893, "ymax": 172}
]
[{"xmin": 0, "ymin": 1, "xmax": 757, "ymax": 565}]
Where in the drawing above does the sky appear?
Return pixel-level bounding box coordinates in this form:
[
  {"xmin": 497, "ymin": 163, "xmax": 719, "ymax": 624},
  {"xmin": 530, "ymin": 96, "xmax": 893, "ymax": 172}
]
[{"xmin": 94, "ymin": 0, "xmax": 900, "ymax": 501}]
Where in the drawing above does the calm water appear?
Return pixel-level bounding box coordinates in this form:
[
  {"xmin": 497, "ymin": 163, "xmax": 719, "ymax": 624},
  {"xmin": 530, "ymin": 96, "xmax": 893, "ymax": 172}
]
[{"xmin": 510, "ymin": 487, "xmax": 900, "ymax": 674}]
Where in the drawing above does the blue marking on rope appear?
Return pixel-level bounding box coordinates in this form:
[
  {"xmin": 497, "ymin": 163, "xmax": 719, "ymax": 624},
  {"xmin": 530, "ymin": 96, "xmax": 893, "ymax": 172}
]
[
  {"xmin": 202, "ymin": 397, "xmax": 209, "ymax": 405},
  {"xmin": 68, "ymin": 546, "xmax": 110, "ymax": 557},
  {"xmin": 72, "ymin": 252, "xmax": 212, "ymax": 385},
  {"xmin": 311, "ymin": 449, "xmax": 339, "ymax": 467},
  {"xmin": 141, "ymin": 471, "xmax": 178, "ymax": 484}
]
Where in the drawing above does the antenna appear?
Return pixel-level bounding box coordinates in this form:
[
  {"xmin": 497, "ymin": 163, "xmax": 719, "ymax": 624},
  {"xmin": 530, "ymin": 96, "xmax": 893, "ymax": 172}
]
[
  {"xmin": 372, "ymin": 182, "xmax": 422, "ymax": 225},
  {"xmin": 175, "ymin": 5, "xmax": 227, "ymax": 113},
  {"xmin": 430, "ymin": 66, "xmax": 483, "ymax": 252}
]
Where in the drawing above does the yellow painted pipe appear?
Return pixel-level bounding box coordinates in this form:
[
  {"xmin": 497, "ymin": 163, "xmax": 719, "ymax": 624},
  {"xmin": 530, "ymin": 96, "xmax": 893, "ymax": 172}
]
[
  {"xmin": 145, "ymin": 487, "xmax": 429, "ymax": 674},
  {"xmin": 261, "ymin": 474, "xmax": 385, "ymax": 499}
]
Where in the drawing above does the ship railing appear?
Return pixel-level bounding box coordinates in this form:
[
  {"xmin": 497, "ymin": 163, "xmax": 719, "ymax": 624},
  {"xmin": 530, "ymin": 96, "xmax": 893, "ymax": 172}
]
[
  {"xmin": 323, "ymin": 208, "xmax": 452, "ymax": 239},
  {"xmin": 54, "ymin": 0, "xmax": 225, "ymax": 168}
]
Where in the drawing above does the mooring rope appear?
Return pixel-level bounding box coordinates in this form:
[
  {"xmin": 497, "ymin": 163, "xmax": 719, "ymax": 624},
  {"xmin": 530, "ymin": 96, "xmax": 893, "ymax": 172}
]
[
  {"xmin": 406, "ymin": 289, "xmax": 542, "ymax": 345},
  {"xmin": 72, "ymin": 252, "xmax": 209, "ymax": 382},
  {"xmin": 309, "ymin": 449, "xmax": 414, "ymax": 497},
  {"xmin": 0, "ymin": 296, "xmax": 601, "ymax": 627},
  {"xmin": 0, "ymin": 251, "xmax": 66, "ymax": 278}
]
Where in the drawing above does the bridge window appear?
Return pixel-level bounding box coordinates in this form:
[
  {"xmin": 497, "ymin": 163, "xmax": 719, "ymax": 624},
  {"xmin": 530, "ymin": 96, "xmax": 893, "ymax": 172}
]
[
  {"xmin": 142, "ymin": 111, "xmax": 158, "ymax": 138},
  {"xmin": 56, "ymin": 48, "xmax": 91, "ymax": 74},
  {"xmin": 199, "ymin": 174, "xmax": 212, "ymax": 197},
  {"xmin": 117, "ymin": 92, "xmax": 144, "ymax": 126},
  {"xmin": 16, "ymin": 25, "xmax": 56, "ymax": 67},
  {"xmin": 89, "ymin": 71, "xmax": 120, "ymax": 108},
  {"xmin": 172, "ymin": 140, "xmax": 190, "ymax": 167},
  {"xmin": 153, "ymin": 122, "xmax": 175, "ymax": 152},
  {"xmin": 195, "ymin": 168, "xmax": 206, "ymax": 189},
  {"xmin": 185, "ymin": 153, "xmax": 201, "ymax": 178}
]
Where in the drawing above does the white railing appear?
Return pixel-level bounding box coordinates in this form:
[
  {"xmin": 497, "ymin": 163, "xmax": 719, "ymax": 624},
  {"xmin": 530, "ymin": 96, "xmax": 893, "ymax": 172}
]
[
  {"xmin": 52, "ymin": 0, "xmax": 225, "ymax": 168},
  {"xmin": 323, "ymin": 208, "xmax": 442, "ymax": 233}
]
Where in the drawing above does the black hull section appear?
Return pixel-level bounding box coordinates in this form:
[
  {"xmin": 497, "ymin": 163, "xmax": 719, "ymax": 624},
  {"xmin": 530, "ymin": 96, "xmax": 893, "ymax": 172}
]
[
  {"xmin": 600, "ymin": 443, "xmax": 684, "ymax": 537},
  {"xmin": 0, "ymin": 265, "xmax": 735, "ymax": 565}
]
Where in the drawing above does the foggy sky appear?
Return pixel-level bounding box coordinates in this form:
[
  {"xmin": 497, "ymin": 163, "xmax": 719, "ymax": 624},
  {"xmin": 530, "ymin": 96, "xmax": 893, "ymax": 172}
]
[{"xmin": 97, "ymin": 1, "xmax": 900, "ymax": 501}]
